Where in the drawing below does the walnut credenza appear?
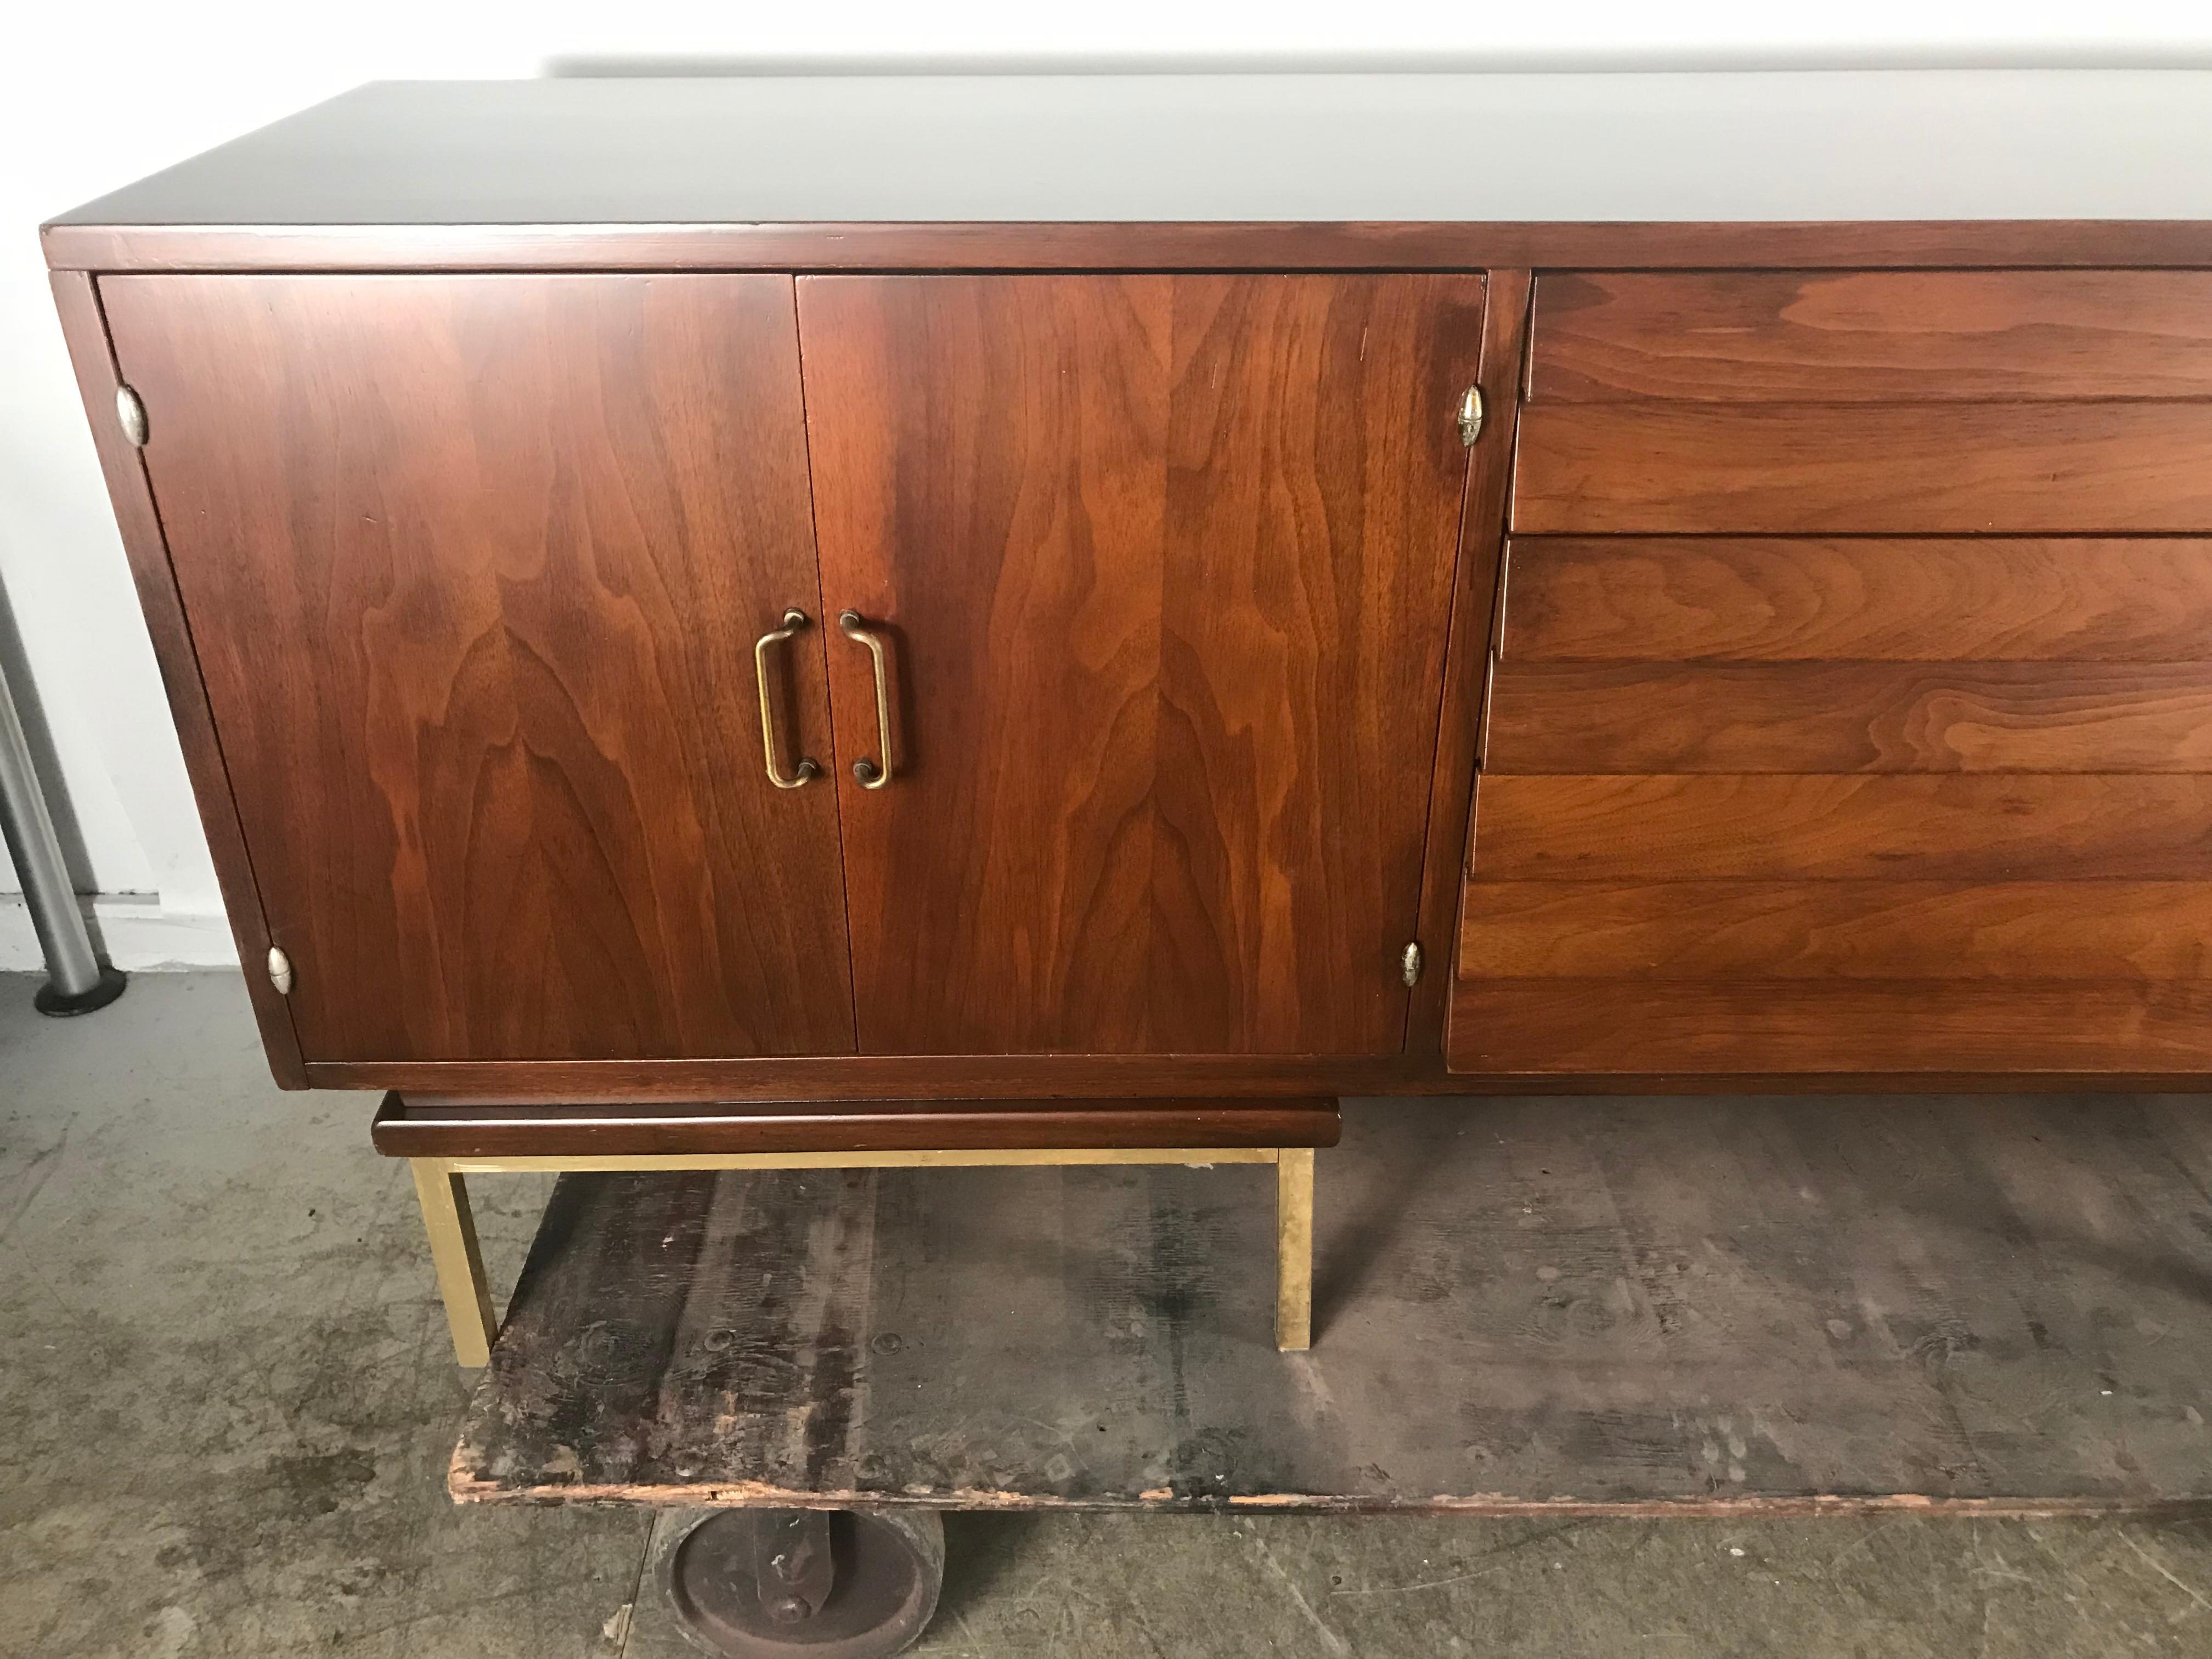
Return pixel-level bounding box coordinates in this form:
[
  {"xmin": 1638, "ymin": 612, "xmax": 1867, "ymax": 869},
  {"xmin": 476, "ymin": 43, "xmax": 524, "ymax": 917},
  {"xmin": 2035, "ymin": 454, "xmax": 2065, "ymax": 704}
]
[{"xmin": 46, "ymin": 72, "xmax": 2212, "ymax": 1125}]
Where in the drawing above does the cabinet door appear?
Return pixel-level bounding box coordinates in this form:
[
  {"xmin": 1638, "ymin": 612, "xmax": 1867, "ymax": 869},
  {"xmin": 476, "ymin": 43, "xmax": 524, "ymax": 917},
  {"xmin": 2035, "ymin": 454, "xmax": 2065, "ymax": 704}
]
[
  {"xmin": 799, "ymin": 274, "xmax": 1483, "ymax": 1055},
  {"xmin": 104, "ymin": 274, "xmax": 854, "ymax": 1062}
]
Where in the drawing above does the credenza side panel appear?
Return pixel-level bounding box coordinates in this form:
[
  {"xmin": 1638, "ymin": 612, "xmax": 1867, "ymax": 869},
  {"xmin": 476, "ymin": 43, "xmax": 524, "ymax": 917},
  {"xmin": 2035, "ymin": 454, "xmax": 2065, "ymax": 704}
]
[{"xmin": 103, "ymin": 273, "xmax": 857, "ymax": 1063}]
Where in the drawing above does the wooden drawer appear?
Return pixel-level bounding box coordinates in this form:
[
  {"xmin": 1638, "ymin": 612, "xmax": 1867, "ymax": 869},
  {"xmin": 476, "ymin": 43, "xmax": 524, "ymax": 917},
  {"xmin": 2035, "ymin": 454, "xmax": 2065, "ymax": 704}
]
[
  {"xmin": 1450, "ymin": 981, "xmax": 2212, "ymax": 1075},
  {"xmin": 1528, "ymin": 271, "xmax": 2212, "ymax": 403},
  {"xmin": 1457, "ymin": 880, "xmax": 2212, "ymax": 981},
  {"xmin": 1511, "ymin": 403, "xmax": 2212, "ymax": 534},
  {"xmin": 1489, "ymin": 532, "xmax": 2212, "ymax": 768},
  {"xmin": 1513, "ymin": 270, "xmax": 2212, "ymax": 535},
  {"xmin": 1501, "ymin": 537, "xmax": 2212, "ymax": 661},
  {"xmin": 1487, "ymin": 661, "xmax": 2212, "ymax": 772},
  {"xmin": 1473, "ymin": 774, "xmax": 2212, "ymax": 883}
]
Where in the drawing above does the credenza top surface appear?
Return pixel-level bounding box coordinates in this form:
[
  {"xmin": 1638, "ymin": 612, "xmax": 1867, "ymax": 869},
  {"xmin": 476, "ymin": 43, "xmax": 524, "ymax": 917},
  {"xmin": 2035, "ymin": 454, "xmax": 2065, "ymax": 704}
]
[{"xmin": 47, "ymin": 71, "xmax": 2212, "ymax": 234}]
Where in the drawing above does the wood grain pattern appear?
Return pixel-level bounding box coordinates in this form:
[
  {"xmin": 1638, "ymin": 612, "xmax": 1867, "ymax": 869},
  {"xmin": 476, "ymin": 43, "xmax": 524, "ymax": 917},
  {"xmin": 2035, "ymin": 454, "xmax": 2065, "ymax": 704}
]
[
  {"xmin": 1486, "ymin": 661, "xmax": 2212, "ymax": 773},
  {"xmin": 1511, "ymin": 403, "xmax": 2212, "ymax": 534},
  {"xmin": 101, "ymin": 274, "xmax": 855, "ymax": 1063},
  {"xmin": 1502, "ymin": 537, "xmax": 2212, "ymax": 662},
  {"xmin": 1452, "ymin": 980, "xmax": 2212, "ymax": 1073},
  {"xmin": 1472, "ymin": 774, "xmax": 2212, "ymax": 882},
  {"xmin": 1529, "ymin": 271, "xmax": 2212, "ymax": 402},
  {"xmin": 1153, "ymin": 274, "xmax": 1481, "ymax": 1053},
  {"xmin": 50, "ymin": 272, "xmax": 308, "ymax": 1086},
  {"xmin": 370, "ymin": 1092, "xmax": 1340, "ymax": 1157},
  {"xmin": 801, "ymin": 274, "xmax": 1165, "ymax": 1056},
  {"xmin": 1458, "ymin": 880, "xmax": 2212, "ymax": 980},
  {"xmin": 799, "ymin": 273, "xmax": 1482, "ymax": 1056}
]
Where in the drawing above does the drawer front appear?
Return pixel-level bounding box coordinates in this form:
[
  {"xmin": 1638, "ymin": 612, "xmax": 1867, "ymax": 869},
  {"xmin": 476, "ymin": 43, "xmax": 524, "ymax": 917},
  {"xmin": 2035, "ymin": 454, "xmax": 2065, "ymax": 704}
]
[
  {"xmin": 1501, "ymin": 537, "xmax": 2212, "ymax": 662},
  {"xmin": 1513, "ymin": 269, "xmax": 2212, "ymax": 535},
  {"xmin": 1511, "ymin": 403, "xmax": 2212, "ymax": 534},
  {"xmin": 1486, "ymin": 660, "xmax": 2212, "ymax": 773},
  {"xmin": 1528, "ymin": 271, "xmax": 2212, "ymax": 403},
  {"xmin": 1474, "ymin": 773, "xmax": 2212, "ymax": 884},
  {"xmin": 1457, "ymin": 881, "xmax": 2212, "ymax": 982},
  {"xmin": 1451, "ymin": 982, "xmax": 2212, "ymax": 1075}
]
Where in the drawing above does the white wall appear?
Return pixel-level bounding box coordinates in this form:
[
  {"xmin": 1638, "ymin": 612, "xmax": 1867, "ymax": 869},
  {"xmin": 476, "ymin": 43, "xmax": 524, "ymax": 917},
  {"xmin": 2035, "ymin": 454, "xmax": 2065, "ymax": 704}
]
[{"xmin": 4, "ymin": 1, "xmax": 2210, "ymax": 968}]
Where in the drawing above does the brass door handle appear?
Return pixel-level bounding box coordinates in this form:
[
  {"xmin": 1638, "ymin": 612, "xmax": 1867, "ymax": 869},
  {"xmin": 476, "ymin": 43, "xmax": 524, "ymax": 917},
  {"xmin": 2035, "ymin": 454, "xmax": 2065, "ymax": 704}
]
[
  {"xmin": 838, "ymin": 611, "xmax": 894, "ymax": 788},
  {"xmin": 753, "ymin": 608, "xmax": 821, "ymax": 789}
]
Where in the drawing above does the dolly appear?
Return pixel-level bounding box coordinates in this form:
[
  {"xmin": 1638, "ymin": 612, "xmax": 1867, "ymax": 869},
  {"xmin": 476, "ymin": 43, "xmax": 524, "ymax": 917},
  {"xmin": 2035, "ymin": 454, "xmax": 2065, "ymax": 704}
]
[{"xmin": 435, "ymin": 1096, "xmax": 2212, "ymax": 1656}]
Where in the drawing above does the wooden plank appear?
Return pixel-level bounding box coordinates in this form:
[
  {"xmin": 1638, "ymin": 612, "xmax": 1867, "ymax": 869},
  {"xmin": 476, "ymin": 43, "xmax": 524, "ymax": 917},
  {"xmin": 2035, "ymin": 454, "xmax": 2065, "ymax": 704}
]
[
  {"xmin": 1486, "ymin": 661, "xmax": 2212, "ymax": 774},
  {"xmin": 370, "ymin": 1092, "xmax": 1341, "ymax": 1157},
  {"xmin": 1529, "ymin": 271, "xmax": 2212, "ymax": 403},
  {"xmin": 100, "ymin": 273, "xmax": 855, "ymax": 1064},
  {"xmin": 1472, "ymin": 774, "xmax": 2212, "ymax": 882},
  {"xmin": 1457, "ymin": 879, "xmax": 2212, "ymax": 980},
  {"xmin": 1501, "ymin": 537, "xmax": 2212, "ymax": 663},
  {"xmin": 452, "ymin": 1096, "xmax": 2212, "ymax": 1509},
  {"xmin": 800, "ymin": 273, "xmax": 1480, "ymax": 1056},
  {"xmin": 1511, "ymin": 403, "xmax": 2212, "ymax": 534},
  {"xmin": 1449, "ymin": 979, "xmax": 2212, "ymax": 1073}
]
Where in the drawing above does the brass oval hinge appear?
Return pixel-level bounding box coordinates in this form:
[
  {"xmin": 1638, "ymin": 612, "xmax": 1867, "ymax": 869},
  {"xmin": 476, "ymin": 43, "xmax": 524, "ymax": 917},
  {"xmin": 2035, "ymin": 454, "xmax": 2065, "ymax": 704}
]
[
  {"xmin": 1401, "ymin": 941, "xmax": 1424, "ymax": 987},
  {"xmin": 1455, "ymin": 385, "xmax": 1485, "ymax": 447},
  {"xmin": 116, "ymin": 384, "xmax": 149, "ymax": 447},
  {"xmin": 267, "ymin": 945, "xmax": 295, "ymax": 996}
]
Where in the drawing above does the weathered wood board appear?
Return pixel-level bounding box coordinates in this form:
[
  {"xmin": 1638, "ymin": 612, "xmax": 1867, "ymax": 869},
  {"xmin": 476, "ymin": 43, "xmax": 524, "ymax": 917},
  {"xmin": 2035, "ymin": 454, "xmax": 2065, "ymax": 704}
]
[{"xmin": 453, "ymin": 1096, "xmax": 2212, "ymax": 1515}]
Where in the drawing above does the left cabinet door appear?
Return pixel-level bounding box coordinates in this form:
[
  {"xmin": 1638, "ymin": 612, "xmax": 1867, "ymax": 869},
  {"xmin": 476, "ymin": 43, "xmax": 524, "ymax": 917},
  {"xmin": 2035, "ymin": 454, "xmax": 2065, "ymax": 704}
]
[{"xmin": 102, "ymin": 274, "xmax": 856, "ymax": 1062}]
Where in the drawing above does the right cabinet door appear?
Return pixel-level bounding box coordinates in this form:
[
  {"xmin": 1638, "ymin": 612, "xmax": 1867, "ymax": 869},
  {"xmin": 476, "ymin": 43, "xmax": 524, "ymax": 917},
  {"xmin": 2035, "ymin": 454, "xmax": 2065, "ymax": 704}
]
[
  {"xmin": 1454, "ymin": 270, "xmax": 2212, "ymax": 1077},
  {"xmin": 799, "ymin": 274, "xmax": 1485, "ymax": 1055}
]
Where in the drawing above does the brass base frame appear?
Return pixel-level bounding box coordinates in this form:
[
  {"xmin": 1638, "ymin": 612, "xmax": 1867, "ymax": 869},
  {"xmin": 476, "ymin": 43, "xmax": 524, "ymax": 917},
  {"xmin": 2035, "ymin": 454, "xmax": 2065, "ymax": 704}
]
[{"xmin": 409, "ymin": 1144, "xmax": 1319, "ymax": 1366}]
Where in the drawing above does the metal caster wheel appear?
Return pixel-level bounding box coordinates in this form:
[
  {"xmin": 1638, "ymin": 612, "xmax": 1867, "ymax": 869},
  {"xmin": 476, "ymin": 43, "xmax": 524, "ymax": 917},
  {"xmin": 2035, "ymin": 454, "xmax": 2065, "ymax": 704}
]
[{"xmin": 659, "ymin": 1507, "xmax": 945, "ymax": 1659}]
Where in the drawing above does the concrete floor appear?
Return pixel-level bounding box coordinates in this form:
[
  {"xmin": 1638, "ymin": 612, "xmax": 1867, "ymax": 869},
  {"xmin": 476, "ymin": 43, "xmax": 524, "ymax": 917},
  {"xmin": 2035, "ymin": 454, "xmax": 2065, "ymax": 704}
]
[{"xmin": 6, "ymin": 972, "xmax": 2212, "ymax": 1657}]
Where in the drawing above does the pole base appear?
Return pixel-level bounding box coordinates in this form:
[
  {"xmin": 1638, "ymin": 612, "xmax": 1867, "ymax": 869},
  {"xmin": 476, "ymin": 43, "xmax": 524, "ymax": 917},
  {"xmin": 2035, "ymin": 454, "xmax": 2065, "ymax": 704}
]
[{"xmin": 34, "ymin": 965, "xmax": 127, "ymax": 1017}]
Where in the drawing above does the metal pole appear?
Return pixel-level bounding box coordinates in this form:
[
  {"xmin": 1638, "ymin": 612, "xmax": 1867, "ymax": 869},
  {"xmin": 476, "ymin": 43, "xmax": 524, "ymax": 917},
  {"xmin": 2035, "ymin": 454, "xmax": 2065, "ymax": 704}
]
[{"xmin": 0, "ymin": 653, "xmax": 125, "ymax": 1015}]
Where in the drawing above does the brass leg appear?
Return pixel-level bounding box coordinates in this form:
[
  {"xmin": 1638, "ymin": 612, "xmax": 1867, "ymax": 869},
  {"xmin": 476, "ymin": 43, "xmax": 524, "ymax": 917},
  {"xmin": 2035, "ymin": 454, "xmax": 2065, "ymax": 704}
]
[
  {"xmin": 409, "ymin": 1158, "xmax": 499, "ymax": 1367},
  {"xmin": 1274, "ymin": 1147, "xmax": 1315, "ymax": 1351}
]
